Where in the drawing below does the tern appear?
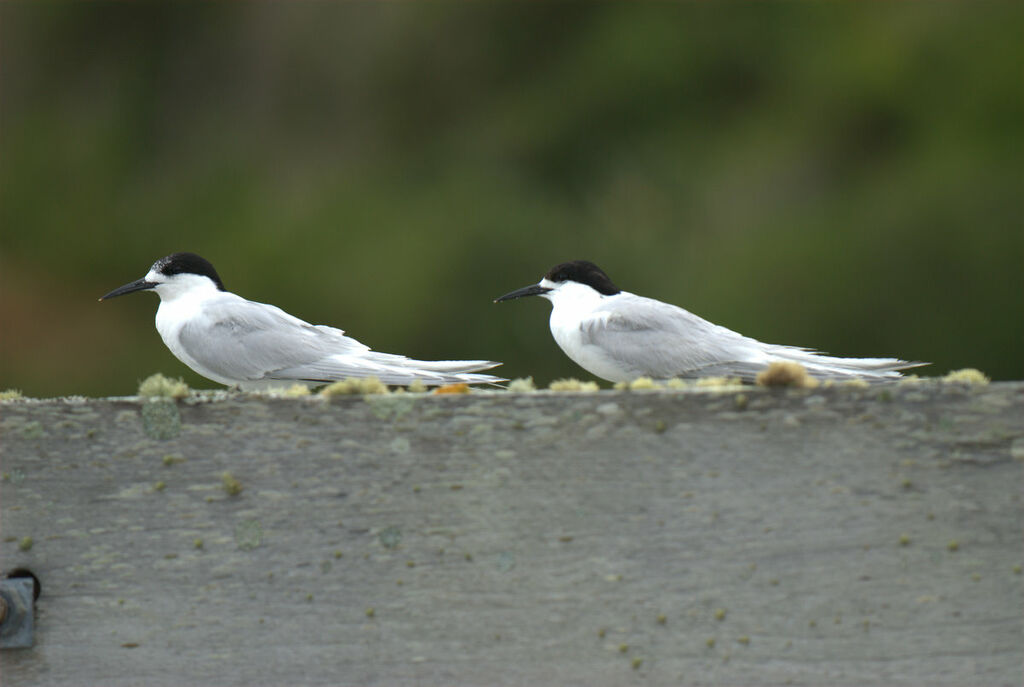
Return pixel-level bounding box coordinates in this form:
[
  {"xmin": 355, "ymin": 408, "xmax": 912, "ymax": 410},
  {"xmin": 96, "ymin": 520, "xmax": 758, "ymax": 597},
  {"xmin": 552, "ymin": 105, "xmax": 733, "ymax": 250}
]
[
  {"xmin": 101, "ymin": 252, "xmax": 504, "ymax": 390},
  {"xmin": 495, "ymin": 260, "xmax": 926, "ymax": 383}
]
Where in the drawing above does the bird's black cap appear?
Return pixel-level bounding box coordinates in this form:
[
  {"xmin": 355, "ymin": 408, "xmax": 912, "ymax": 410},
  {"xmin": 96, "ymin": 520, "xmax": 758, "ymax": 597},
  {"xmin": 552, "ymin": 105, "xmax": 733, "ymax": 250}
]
[
  {"xmin": 154, "ymin": 252, "xmax": 225, "ymax": 291},
  {"xmin": 544, "ymin": 260, "xmax": 620, "ymax": 296}
]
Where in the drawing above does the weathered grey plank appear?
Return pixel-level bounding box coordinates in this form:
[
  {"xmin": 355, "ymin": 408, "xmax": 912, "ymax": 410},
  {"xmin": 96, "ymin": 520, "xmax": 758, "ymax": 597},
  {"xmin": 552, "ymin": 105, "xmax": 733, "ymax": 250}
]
[{"xmin": 1, "ymin": 382, "xmax": 1022, "ymax": 686}]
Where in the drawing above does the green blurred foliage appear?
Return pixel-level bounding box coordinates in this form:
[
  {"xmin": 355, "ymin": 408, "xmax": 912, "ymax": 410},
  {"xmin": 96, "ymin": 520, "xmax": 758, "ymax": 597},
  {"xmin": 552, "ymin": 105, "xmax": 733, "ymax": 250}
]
[{"xmin": 1, "ymin": 3, "xmax": 1021, "ymax": 397}]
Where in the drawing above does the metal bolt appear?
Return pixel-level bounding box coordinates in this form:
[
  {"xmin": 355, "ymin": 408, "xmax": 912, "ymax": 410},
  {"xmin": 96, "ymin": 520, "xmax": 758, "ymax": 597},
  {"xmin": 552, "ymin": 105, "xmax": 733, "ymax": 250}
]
[{"xmin": 0, "ymin": 579, "xmax": 35, "ymax": 649}]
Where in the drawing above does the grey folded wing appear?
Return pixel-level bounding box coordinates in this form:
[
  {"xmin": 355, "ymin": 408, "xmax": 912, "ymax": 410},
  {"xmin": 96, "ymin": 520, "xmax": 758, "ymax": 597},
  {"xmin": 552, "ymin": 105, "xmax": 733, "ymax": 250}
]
[
  {"xmin": 580, "ymin": 296, "xmax": 758, "ymax": 380},
  {"xmin": 583, "ymin": 296, "xmax": 922, "ymax": 382},
  {"xmin": 178, "ymin": 300, "xmax": 369, "ymax": 383}
]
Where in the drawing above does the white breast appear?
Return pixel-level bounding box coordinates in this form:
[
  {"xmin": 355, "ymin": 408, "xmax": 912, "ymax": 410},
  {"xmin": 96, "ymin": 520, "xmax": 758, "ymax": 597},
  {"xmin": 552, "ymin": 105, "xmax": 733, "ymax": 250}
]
[
  {"xmin": 546, "ymin": 284, "xmax": 634, "ymax": 382},
  {"xmin": 152, "ymin": 283, "xmax": 239, "ymax": 386}
]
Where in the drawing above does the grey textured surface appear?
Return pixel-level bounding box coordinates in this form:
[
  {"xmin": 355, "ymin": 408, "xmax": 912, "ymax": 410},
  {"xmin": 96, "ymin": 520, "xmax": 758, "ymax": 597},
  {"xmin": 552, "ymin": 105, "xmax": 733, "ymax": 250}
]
[{"xmin": 1, "ymin": 382, "xmax": 1022, "ymax": 686}]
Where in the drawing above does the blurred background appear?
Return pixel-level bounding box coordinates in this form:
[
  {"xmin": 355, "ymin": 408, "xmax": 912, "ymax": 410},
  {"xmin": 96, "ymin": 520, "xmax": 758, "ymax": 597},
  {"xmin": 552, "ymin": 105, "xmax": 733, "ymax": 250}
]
[{"xmin": 1, "ymin": 3, "xmax": 1021, "ymax": 397}]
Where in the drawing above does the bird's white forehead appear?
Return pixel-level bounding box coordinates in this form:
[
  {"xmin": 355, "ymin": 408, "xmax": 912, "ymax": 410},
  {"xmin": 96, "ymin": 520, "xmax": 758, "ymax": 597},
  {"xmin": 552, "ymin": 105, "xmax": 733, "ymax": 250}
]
[{"xmin": 541, "ymin": 279, "xmax": 607, "ymax": 307}]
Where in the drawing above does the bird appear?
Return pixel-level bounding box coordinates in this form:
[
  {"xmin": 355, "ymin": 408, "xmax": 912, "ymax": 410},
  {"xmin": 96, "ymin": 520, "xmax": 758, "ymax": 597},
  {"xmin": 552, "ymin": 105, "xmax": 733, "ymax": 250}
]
[
  {"xmin": 495, "ymin": 260, "xmax": 926, "ymax": 384},
  {"xmin": 101, "ymin": 252, "xmax": 504, "ymax": 390}
]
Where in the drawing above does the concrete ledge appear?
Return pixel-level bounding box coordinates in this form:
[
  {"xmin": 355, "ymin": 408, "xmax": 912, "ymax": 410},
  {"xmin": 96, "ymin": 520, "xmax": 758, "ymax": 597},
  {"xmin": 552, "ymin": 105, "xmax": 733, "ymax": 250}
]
[{"xmin": 1, "ymin": 382, "xmax": 1022, "ymax": 686}]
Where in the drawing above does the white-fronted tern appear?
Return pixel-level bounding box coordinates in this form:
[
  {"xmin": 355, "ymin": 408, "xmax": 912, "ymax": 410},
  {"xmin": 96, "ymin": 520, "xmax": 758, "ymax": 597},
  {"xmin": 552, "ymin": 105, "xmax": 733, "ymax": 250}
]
[
  {"xmin": 102, "ymin": 252, "xmax": 503, "ymax": 389},
  {"xmin": 495, "ymin": 260, "xmax": 926, "ymax": 383}
]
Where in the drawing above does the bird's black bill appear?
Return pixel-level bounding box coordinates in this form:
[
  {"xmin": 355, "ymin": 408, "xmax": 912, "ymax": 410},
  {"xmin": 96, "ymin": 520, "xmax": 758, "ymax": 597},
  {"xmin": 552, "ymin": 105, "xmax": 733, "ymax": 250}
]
[
  {"xmin": 100, "ymin": 278, "xmax": 156, "ymax": 301},
  {"xmin": 494, "ymin": 283, "xmax": 551, "ymax": 303}
]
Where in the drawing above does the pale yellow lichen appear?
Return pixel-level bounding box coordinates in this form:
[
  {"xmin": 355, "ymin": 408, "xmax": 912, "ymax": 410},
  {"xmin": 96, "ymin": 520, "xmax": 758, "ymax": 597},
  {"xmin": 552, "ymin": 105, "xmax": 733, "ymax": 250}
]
[
  {"xmin": 320, "ymin": 377, "xmax": 389, "ymax": 397},
  {"xmin": 138, "ymin": 373, "xmax": 190, "ymax": 399},
  {"xmin": 755, "ymin": 362, "xmax": 818, "ymax": 389},
  {"xmin": 0, "ymin": 389, "xmax": 23, "ymax": 401},
  {"xmin": 221, "ymin": 471, "xmax": 243, "ymax": 496},
  {"xmin": 942, "ymin": 368, "xmax": 989, "ymax": 385},
  {"xmin": 507, "ymin": 377, "xmax": 537, "ymax": 392},
  {"xmin": 695, "ymin": 376, "xmax": 743, "ymax": 388},
  {"xmin": 549, "ymin": 378, "xmax": 600, "ymax": 392},
  {"xmin": 407, "ymin": 379, "xmax": 428, "ymax": 393}
]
